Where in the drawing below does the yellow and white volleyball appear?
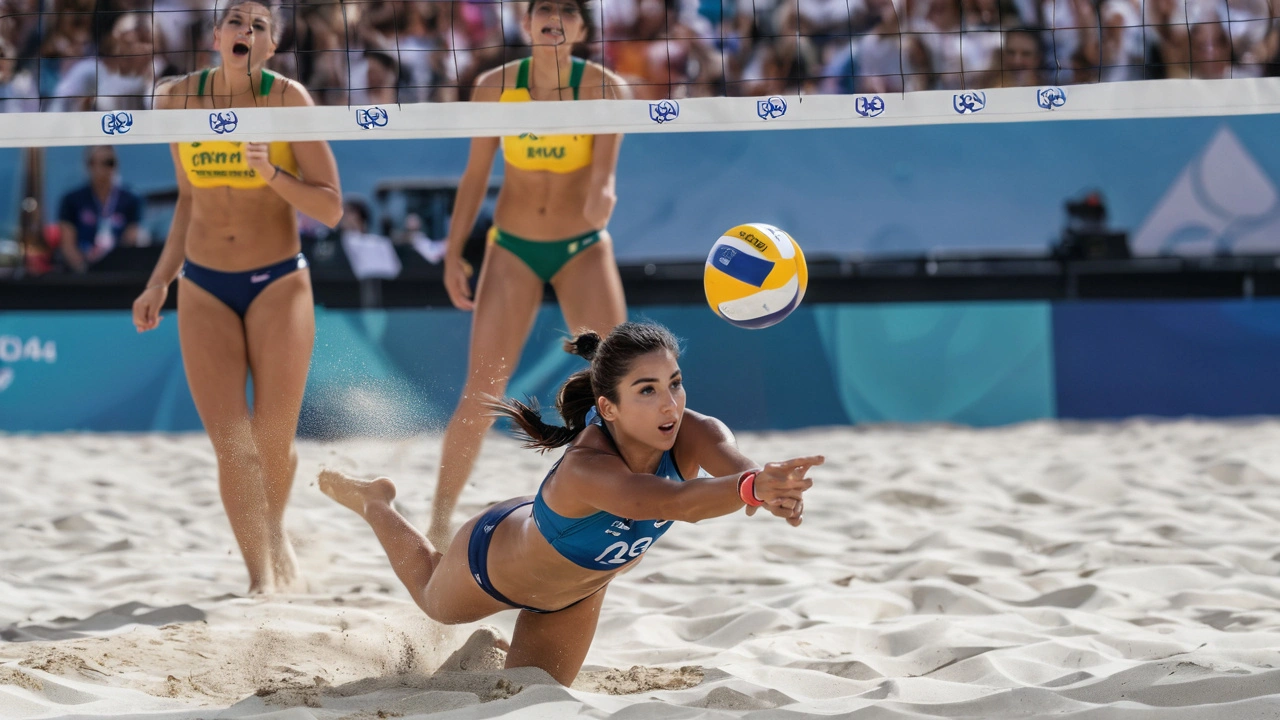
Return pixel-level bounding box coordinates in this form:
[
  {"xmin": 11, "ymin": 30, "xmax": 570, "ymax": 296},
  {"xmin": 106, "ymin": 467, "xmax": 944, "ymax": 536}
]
[{"xmin": 703, "ymin": 223, "xmax": 808, "ymax": 329}]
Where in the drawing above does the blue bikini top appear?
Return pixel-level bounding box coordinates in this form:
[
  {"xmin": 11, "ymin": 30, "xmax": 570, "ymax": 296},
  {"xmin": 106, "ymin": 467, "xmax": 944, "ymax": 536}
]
[{"xmin": 531, "ymin": 409, "xmax": 686, "ymax": 571}]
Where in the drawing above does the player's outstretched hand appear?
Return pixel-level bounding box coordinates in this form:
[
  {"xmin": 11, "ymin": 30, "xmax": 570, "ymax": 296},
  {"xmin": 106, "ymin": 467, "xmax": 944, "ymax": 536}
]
[{"xmin": 753, "ymin": 455, "xmax": 822, "ymax": 526}]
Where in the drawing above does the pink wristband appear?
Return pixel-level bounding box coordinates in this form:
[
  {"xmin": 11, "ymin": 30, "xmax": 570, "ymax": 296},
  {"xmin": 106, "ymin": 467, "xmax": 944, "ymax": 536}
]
[{"xmin": 737, "ymin": 470, "xmax": 763, "ymax": 507}]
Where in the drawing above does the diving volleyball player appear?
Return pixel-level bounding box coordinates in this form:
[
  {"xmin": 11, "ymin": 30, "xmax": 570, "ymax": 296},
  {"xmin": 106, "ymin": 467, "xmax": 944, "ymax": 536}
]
[
  {"xmin": 429, "ymin": 0, "xmax": 631, "ymax": 550},
  {"xmin": 132, "ymin": 0, "xmax": 343, "ymax": 593},
  {"xmin": 321, "ymin": 322, "xmax": 822, "ymax": 684}
]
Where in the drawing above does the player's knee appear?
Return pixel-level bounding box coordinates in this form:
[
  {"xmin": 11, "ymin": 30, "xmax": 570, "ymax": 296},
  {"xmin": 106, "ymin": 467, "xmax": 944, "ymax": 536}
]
[
  {"xmin": 420, "ymin": 589, "xmax": 462, "ymax": 624},
  {"xmin": 217, "ymin": 441, "xmax": 262, "ymax": 474}
]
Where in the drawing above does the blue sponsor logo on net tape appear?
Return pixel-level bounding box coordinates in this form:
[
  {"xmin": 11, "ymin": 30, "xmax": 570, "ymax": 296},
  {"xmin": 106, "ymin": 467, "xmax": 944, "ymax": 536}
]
[
  {"xmin": 953, "ymin": 92, "xmax": 986, "ymax": 114},
  {"xmin": 101, "ymin": 112, "xmax": 133, "ymax": 135},
  {"xmin": 356, "ymin": 107, "xmax": 389, "ymax": 129},
  {"xmin": 757, "ymin": 96, "xmax": 787, "ymax": 120},
  {"xmin": 1037, "ymin": 87, "xmax": 1067, "ymax": 110},
  {"xmin": 209, "ymin": 111, "xmax": 239, "ymax": 134},
  {"xmin": 855, "ymin": 95, "xmax": 885, "ymax": 118},
  {"xmin": 649, "ymin": 100, "xmax": 680, "ymax": 124}
]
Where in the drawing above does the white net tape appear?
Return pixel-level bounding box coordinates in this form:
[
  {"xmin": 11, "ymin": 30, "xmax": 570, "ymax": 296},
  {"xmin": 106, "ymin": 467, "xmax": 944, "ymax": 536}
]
[{"xmin": 1, "ymin": 77, "xmax": 1278, "ymax": 147}]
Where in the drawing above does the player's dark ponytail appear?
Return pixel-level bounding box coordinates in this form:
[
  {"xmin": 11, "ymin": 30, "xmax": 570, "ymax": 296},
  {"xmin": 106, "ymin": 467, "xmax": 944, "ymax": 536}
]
[{"xmin": 489, "ymin": 323, "xmax": 681, "ymax": 451}]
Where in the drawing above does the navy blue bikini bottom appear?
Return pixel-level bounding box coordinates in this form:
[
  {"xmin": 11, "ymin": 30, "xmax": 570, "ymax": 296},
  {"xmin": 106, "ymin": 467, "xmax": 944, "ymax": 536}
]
[
  {"xmin": 181, "ymin": 253, "xmax": 307, "ymax": 318},
  {"xmin": 467, "ymin": 497, "xmax": 601, "ymax": 614}
]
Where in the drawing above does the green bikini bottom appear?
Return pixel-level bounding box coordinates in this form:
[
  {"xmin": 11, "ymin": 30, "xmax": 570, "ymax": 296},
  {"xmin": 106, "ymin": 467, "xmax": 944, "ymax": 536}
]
[{"xmin": 488, "ymin": 226, "xmax": 604, "ymax": 283}]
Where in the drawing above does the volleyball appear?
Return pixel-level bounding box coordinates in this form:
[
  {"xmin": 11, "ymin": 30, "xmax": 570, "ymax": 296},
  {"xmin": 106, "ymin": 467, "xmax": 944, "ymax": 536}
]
[{"xmin": 703, "ymin": 223, "xmax": 808, "ymax": 329}]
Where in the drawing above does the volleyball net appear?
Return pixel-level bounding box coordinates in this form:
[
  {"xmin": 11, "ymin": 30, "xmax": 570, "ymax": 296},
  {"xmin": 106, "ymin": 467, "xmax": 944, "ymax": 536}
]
[
  {"xmin": 2, "ymin": 0, "xmax": 1280, "ymax": 275},
  {"xmin": 0, "ymin": 0, "xmax": 1278, "ymax": 144}
]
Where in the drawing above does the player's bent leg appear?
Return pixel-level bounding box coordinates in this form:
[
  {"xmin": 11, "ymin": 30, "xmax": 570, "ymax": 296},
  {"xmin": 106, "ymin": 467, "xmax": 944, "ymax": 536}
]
[{"xmin": 505, "ymin": 586, "xmax": 608, "ymax": 686}]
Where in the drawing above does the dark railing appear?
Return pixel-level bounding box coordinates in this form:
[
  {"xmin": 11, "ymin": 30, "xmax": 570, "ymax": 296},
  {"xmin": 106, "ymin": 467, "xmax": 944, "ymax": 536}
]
[{"xmin": 4, "ymin": 247, "xmax": 1278, "ymax": 310}]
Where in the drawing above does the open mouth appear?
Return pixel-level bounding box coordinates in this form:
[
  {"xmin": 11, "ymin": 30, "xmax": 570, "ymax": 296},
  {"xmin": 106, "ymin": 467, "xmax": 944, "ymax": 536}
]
[
  {"xmin": 232, "ymin": 41, "xmax": 250, "ymax": 56},
  {"xmin": 541, "ymin": 26, "xmax": 565, "ymax": 40},
  {"xmin": 659, "ymin": 421, "xmax": 676, "ymax": 434}
]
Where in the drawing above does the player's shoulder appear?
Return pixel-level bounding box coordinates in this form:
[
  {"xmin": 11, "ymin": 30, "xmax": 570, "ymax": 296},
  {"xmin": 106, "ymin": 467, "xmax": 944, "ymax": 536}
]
[
  {"xmin": 154, "ymin": 72, "xmax": 200, "ymax": 109},
  {"xmin": 475, "ymin": 60, "xmax": 525, "ymax": 89},
  {"xmin": 277, "ymin": 74, "xmax": 316, "ymax": 107},
  {"xmin": 679, "ymin": 409, "xmax": 726, "ymax": 435},
  {"xmin": 674, "ymin": 408, "xmax": 732, "ymax": 450},
  {"xmin": 579, "ymin": 62, "xmax": 631, "ymax": 100},
  {"xmin": 472, "ymin": 61, "xmax": 524, "ymax": 101},
  {"xmin": 560, "ymin": 428, "xmax": 628, "ymax": 475}
]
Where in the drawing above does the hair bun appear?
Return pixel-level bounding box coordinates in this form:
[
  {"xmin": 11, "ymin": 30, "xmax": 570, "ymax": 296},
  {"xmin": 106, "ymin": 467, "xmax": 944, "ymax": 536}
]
[{"xmin": 564, "ymin": 332, "xmax": 602, "ymax": 360}]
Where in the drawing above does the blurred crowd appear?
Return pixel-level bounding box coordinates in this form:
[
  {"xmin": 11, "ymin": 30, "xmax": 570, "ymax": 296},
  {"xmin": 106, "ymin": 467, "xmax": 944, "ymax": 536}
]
[{"xmin": 2, "ymin": 0, "xmax": 1278, "ymax": 111}]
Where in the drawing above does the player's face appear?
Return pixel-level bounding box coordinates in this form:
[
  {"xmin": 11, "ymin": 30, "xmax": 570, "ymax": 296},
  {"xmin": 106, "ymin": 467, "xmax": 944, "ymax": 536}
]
[
  {"xmin": 215, "ymin": 3, "xmax": 277, "ymax": 68},
  {"xmin": 605, "ymin": 349, "xmax": 685, "ymax": 451},
  {"xmin": 526, "ymin": 0, "xmax": 586, "ymax": 46}
]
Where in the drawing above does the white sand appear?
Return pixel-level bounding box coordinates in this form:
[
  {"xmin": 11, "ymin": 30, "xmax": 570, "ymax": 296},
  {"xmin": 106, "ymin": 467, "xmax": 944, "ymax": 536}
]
[{"xmin": 4, "ymin": 419, "xmax": 1280, "ymax": 719}]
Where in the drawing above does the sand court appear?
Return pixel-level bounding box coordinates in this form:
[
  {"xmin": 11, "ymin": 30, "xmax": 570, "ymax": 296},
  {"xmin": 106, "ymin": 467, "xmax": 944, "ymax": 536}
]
[{"xmin": 3, "ymin": 419, "xmax": 1280, "ymax": 718}]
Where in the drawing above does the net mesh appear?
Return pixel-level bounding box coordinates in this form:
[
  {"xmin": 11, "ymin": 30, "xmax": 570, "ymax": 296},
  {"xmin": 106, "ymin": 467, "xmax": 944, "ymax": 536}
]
[{"xmin": 0, "ymin": 0, "xmax": 1275, "ymax": 126}]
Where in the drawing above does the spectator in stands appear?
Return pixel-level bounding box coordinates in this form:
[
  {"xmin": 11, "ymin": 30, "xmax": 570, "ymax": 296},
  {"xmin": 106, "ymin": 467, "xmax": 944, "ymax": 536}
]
[
  {"xmin": 828, "ymin": 0, "xmax": 932, "ymax": 93},
  {"xmin": 339, "ymin": 197, "xmax": 401, "ymax": 280},
  {"xmin": 151, "ymin": 0, "xmax": 210, "ymax": 76},
  {"xmin": 452, "ymin": 0, "xmax": 510, "ymax": 95},
  {"xmin": 37, "ymin": 0, "xmax": 96, "ymax": 102},
  {"xmin": 49, "ymin": 13, "xmax": 156, "ymax": 111},
  {"xmin": 740, "ymin": 34, "xmax": 822, "ymax": 95},
  {"xmin": 1189, "ymin": 10, "xmax": 1236, "ymax": 79},
  {"xmin": 57, "ymin": 145, "xmax": 142, "ymax": 273},
  {"xmin": 402, "ymin": 211, "xmax": 449, "ymax": 263},
  {"xmin": 0, "ymin": 37, "xmax": 37, "ymax": 111},
  {"xmin": 0, "ymin": 0, "xmax": 40, "ymax": 71},
  {"xmin": 609, "ymin": 0, "xmax": 720, "ymax": 98},
  {"xmin": 349, "ymin": 48, "xmax": 401, "ymax": 105},
  {"xmin": 397, "ymin": 1, "xmax": 465, "ymax": 103},
  {"xmin": 295, "ymin": 1, "xmax": 350, "ymax": 105},
  {"xmin": 1098, "ymin": 0, "xmax": 1144, "ymax": 81},
  {"xmin": 1143, "ymin": 0, "xmax": 1192, "ymax": 78},
  {"xmin": 991, "ymin": 26, "xmax": 1046, "ymax": 86},
  {"xmin": 912, "ymin": 0, "xmax": 1003, "ymax": 89},
  {"xmin": 1227, "ymin": 0, "xmax": 1279, "ymax": 76}
]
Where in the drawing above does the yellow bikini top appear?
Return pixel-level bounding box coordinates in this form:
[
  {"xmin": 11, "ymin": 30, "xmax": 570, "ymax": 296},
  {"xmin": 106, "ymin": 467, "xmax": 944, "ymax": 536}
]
[
  {"xmin": 500, "ymin": 58, "xmax": 593, "ymax": 174},
  {"xmin": 177, "ymin": 69, "xmax": 299, "ymax": 189}
]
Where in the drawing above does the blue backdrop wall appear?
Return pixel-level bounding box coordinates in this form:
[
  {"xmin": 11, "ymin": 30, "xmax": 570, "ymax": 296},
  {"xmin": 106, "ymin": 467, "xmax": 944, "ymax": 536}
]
[
  {"xmin": 4, "ymin": 299, "xmax": 1280, "ymax": 434},
  {"xmin": 11, "ymin": 112, "xmax": 1280, "ymax": 261}
]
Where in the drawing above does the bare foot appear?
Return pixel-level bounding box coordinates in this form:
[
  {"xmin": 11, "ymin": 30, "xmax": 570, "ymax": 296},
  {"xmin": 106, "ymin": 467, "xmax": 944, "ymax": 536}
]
[
  {"xmin": 270, "ymin": 538, "xmax": 308, "ymax": 594},
  {"xmin": 319, "ymin": 469, "xmax": 397, "ymax": 518}
]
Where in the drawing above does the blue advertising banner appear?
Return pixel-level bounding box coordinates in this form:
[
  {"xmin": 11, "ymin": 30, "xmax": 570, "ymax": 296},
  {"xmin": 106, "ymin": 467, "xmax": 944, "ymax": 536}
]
[
  {"xmin": 8, "ymin": 299, "xmax": 1280, "ymax": 434},
  {"xmin": 1053, "ymin": 300, "xmax": 1280, "ymax": 419},
  {"xmin": 1, "ymin": 302, "xmax": 1056, "ymax": 434}
]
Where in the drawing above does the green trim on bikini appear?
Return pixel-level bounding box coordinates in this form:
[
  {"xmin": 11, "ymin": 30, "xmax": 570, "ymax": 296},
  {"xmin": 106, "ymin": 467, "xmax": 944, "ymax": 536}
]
[
  {"xmin": 515, "ymin": 57, "xmax": 586, "ymax": 101},
  {"xmin": 516, "ymin": 58, "xmax": 530, "ymax": 90},
  {"xmin": 492, "ymin": 227, "xmax": 603, "ymax": 283},
  {"xmin": 568, "ymin": 57, "xmax": 584, "ymax": 99},
  {"xmin": 196, "ymin": 68, "xmax": 280, "ymax": 97}
]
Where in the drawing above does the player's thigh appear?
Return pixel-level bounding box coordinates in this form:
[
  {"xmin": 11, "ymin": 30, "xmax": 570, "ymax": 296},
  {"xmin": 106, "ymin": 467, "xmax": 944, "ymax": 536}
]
[
  {"xmin": 505, "ymin": 585, "xmax": 608, "ymax": 686},
  {"xmin": 243, "ymin": 270, "xmax": 315, "ymax": 435},
  {"xmin": 421, "ymin": 514, "xmax": 513, "ymax": 623},
  {"xmin": 551, "ymin": 235, "xmax": 626, "ymax": 337},
  {"xmin": 465, "ymin": 246, "xmax": 545, "ymax": 388},
  {"xmin": 177, "ymin": 278, "xmax": 252, "ymax": 445}
]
